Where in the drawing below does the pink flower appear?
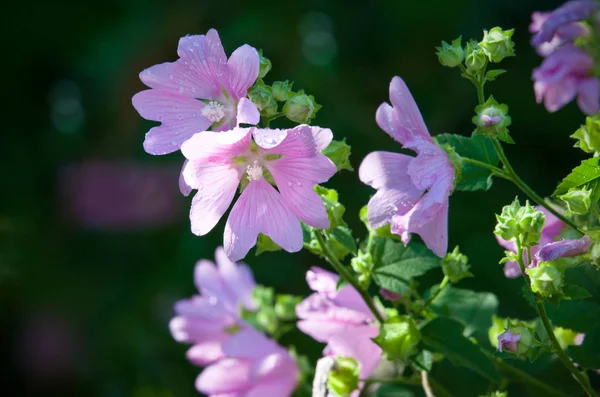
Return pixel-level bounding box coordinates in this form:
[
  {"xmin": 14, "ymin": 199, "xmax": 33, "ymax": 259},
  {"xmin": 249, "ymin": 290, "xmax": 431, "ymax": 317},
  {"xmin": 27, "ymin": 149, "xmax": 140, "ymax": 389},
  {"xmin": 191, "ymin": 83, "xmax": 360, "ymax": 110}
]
[
  {"xmin": 496, "ymin": 207, "xmax": 565, "ymax": 278},
  {"xmin": 296, "ymin": 267, "xmax": 382, "ymax": 379},
  {"xmin": 532, "ymin": 44, "xmax": 599, "ymax": 115},
  {"xmin": 535, "ymin": 235, "xmax": 592, "ymax": 263},
  {"xmin": 169, "ymin": 247, "xmax": 257, "ymax": 366},
  {"xmin": 529, "ymin": 11, "xmax": 590, "ymax": 56},
  {"xmin": 132, "ymin": 29, "xmax": 260, "ymax": 155},
  {"xmin": 531, "ymin": 1, "xmax": 597, "ymax": 49},
  {"xmin": 498, "ymin": 330, "xmax": 521, "ymax": 353},
  {"xmin": 359, "ymin": 77, "xmax": 455, "ymax": 257},
  {"xmin": 181, "ymin": 125, "xmax": 336, "ymax": 261},
  {"xmin": 196, "ymin": 328, "xmax": 299, "ymax": 397}
]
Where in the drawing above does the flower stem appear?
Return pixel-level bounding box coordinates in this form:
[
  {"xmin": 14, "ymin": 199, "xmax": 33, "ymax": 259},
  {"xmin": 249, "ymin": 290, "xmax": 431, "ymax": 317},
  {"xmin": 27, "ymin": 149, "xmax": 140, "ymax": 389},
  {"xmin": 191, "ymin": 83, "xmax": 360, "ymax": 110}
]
[
  {"xmin": 461, "ymin": 157, "xmax": 509, "ymax": 179},
  {"xmin": 515, "ymin": 243, "xmax": 597, "ymax": 397},
  {"xmin": 314, "ymin": 231, "xmax": 385, "ymax": 323},
  {"xmin": 423, "ymin": 276, "xmax": 449, "ymax": 309},
  {"xmin": 491, "ymin": 138, "xmax": 583, "ymax": 235}
]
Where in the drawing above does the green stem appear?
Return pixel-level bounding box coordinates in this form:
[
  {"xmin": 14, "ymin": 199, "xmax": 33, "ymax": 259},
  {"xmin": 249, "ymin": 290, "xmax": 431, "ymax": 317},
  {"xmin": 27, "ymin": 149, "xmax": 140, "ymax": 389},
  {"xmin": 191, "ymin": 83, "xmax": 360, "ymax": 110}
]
[
  {"xmin": 424, "ymin": 276, "xmax": 449, "ymax": 309},
  {"xmin": 461, "ymin": 157, "xmax": 509, "ymax": 179},
  {"xmin": 491, "ymin": 138, "xmax": 583, "ymax": 235},
  {"xmin": 515, "ymin": 243, "xmax": 596, "ymax": 397},
  {"xmin": 314, "ymin": 231, "xmax": 385, "ymax": 323}
]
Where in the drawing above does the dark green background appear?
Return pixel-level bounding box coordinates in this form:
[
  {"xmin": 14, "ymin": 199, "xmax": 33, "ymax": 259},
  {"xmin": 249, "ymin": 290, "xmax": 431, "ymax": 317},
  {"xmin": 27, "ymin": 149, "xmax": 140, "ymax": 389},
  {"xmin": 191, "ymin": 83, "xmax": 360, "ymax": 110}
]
[{"xmin": 2, "ymin": 0, "xmax": 594, "ymax": 396}]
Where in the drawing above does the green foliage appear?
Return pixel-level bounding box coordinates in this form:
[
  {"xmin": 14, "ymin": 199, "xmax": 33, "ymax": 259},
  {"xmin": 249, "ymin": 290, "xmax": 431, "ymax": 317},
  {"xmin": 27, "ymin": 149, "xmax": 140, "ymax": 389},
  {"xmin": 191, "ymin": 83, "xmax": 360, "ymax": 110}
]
[
  {"xmin": 315, "ymin": 185, "xmax": 347, "ymax": 230},
  {"xmin": 564, "ymin": 264, "xmax": 600, "ymax": 298},
  {"xmin": 431, "ymin": 286, "xmax": 498, "ymax": 337},
  {"xmin": 485, "ymin": 69, "xmax": 506, "ymax": 82},
  {"xmin": 553, "ymin": 157, "xmax": 600, "ymax": 203},
  {"xmin": 371, "ymin": 239, "xmax": 440, "ymax": 294},
  {"xmin": 434, "ymin": 133, "xmax": 499, "ymax": 191},
  {"xmin": 328, "ymin": 226, "xmax": 357, "ymax": 255},
  {"xmin": 256, "ymin": 233, "xmax": 282, "ymax": 255},
  {"xmin": 323, "ymin": 139, "xmax": 353, "ymax": 172},
  {"xmin": 375, "ymin": 385, "xmax": 416, "ymax": 397},
  {"xmin": 420, "ymin": 317, "xmax": 501, "ymax": 383},
  {"xmin": 568, "ymin": 324, "xmax": 600, "ymax": 369},
  {"xmin": 571, "ymin": 114, "xmax": 600, "ymax": 154}
]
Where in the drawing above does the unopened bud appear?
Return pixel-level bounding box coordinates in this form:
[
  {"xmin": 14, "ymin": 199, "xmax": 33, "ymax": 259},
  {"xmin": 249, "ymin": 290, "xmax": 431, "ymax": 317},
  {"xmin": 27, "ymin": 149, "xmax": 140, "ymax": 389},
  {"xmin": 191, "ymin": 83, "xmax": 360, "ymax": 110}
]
[
  {"xmin": 494, "ymin": 198, "xmax": 544, "ymax": 247},
  {"xmin": 258, "ymin": 51, "xmax": 272, "ymax": 79},
  {"xmin": 373, "ymin": 315, "xmax": 421, "ymax": 361},
  {"xmin": 326, "ymin": 357, "xmax": 360, "ymax": 397},
  {"xmin": 479, "ymin": 27, "xmax": 515, "ymax": 63},
  {"xmin": 248, "ymin": 81, "xmax": 278, "ymax": 118},
  {"xmin": 272, "ymin": 80, "xmax": 293, "ymax": 102},
  {"xmin": 284, "ymin": 92, "xmax": 321, "ymax": 124},
  {"xmin": 559, "ymin": 187, "xmax": 592, "ymax": 216},
  {"xmin": 436, "ymin": 36, "xmax": 464, "ymax": 68},
  {"xmin": 497, "ymin": 321, "xmax": 535, "ymax": 357},
  {"xmin": 441, "ymin": 246, "xmax": 473, "ymax": 283},
  {"xmin": 527, "ymin": 261, "xmax": 563, "ymax": 297},
  {"xmin": 473, "ymin": 96, "xmax": 512, "ymax": 143},
  {"xmin": 465, "ymin": 40, "xmax": 486, "ymax": 72}
]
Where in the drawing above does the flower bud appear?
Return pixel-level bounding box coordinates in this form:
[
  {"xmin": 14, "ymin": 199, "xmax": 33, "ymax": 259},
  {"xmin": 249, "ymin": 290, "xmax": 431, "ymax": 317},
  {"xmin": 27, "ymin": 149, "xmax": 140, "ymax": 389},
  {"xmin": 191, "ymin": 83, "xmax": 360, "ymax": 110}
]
[
  {"xmin": 373, "ymin": 315, "xmax": 421, "ymax": 361},
  {"xmin": 272, "ymin": 80, "xmax": 293, "ymax": 102},
  {"xmin": 315, "ymin": 186, "xmax": 346, "ymax": 230},
  {"xmin": 553, "ymin": 327, "xmax": 579, "ymax": 350},
  {"xmin": 258, "ymin": 51, "xmax": 272, "ymax": 79},
  {"xmin": 472, "ymin": 96, "xmax": 512, "ymax": 143},
  {"xmin": 283, "ymin": 92, "xmax": 321, "ymax": 124},
  {"xmin": 274, "ymin": 294, "xmax": 301, "ymax": 321},
  {"xmin": 435, "ymin": 36, "xmax": 464, "ymax": 68},
  {"xmin": 380, "ymin": 288, "xmax": 402, "ymax": 302},
  {"xmin": 494, "ymin": 198, "xmax": 544, "ymax": 247},
  {"xmin": 465, "ymin": 40, "xmax": 486, "ymax": 72},
  {"xmin": 479, "ymin": 27, "xmax": 515, "ymax": 63},
  {"xmin": 518, "ymin": 201, "xmax": 545, "ymax": 246},
  {"xmin": 248, "ymin": 81, "xmax": 278, "ymax": 118},
  {"xmin": 559, "ymin": 187, "xmax": 592, "ymax": 216},
  {"xmin": 497, "ymin": 321, "xmax": 535, "ymax": 357},
  {"xmin": 527, "ymin": 261, "xmax": 563, "ymax": 297},
  {"xmin": 571, "ymin": 115, "xmax": 600, "ymax": 154},
  {"xmin": 326, "ymin": 357, "xmax": 360, "ymax": 397},
  {"xmin": 441, "ymin": 246, "xmax": 473, "ymax": 283}
]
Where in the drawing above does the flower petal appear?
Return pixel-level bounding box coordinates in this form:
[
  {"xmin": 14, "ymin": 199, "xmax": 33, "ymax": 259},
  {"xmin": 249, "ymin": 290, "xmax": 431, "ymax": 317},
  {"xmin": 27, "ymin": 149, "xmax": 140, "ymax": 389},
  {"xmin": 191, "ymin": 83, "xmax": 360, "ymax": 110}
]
[
  {"xmin": 214, "ymin": 247, "xmax": 257, "ymax": 310},
  {"xmin": 138, "ymin": 61, "xmax": 216, "ymax": 99},
  {"xmin": 132, "ymin": 90, "xmax": 212, "ymax": 155},
  {"xmin": 257, "ymin": 125, "xmax": 323, "ymax": 157},
  {"xmin": 326, "ymin": 325, "xmax": 381, "ymax": 378},
  {"xmin": 245, "ymin": 378, "xmax": 298, "ymax": 397},
  {"xmin": 222, "ymin": 328, "xmax": 281, "ymax": 360},
  {"xmin": 179, "ymin": 160, "xmax": 192, "ymax": 197},
  {"xmin": 409, "ymin": 199, "xmax": 449, "ymax": 257},
  {"xmin": 181, "ymin": 128, "xmax": 252, "ymax": 162},
  {"xmin": 310, "ymin": 127, "xmax": 334, "ymax": 152},
  {"xmin": 196, "ymin": 359, "xmax": 252, "ymax": 394},
  {"xmin": 577, "ymin": 77, "xmax": 600, "ymax": 116},
  {"xmin": 237, "ymin": 97, "xmax": 260, "ymax": 125},
  {"xmin": 183, "ymin": 162, "xmax": 241, "ymax": 236},
  {"xmin": 224, "ymin": 179, "xmax": 303, "ymax": 261},
  {"xmin": 227, "ymin": 44, "xmax": 260, "ymax": 99},
  {"xmin": 186, "ymin": 340, "xmax": 226, "ymax": 366},
  {"xmin": 306, "ymin": 267, "xmax": 338, "ymax": 295}
]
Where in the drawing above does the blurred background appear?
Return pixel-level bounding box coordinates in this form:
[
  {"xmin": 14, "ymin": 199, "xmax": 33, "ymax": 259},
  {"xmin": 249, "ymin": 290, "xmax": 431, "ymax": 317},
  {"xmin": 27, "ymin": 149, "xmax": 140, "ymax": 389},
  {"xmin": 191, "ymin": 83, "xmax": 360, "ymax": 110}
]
[{"xmin": 2, "ymin": 0, "xmax": 595, "ymax": 395}]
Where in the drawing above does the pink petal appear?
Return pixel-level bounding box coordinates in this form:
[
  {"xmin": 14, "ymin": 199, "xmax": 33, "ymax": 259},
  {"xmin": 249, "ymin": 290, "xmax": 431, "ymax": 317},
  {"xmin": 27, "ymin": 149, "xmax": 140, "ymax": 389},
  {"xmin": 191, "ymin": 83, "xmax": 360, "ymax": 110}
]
[
  {"xmin": 222, "ymin": 328, "xmax": 281, "ymax": 360},
  {"xmin": 214, "ymin": 247, "xmax": 257, "ymax": 310},
  {"xmin": 196, "ymin": 359, "xmax": 252, "ymax": 394},
  {"xmin": 503, "ymin": 260, "xmax": 522, "ymax": 278},
  {"xmin": 194, "ymin": 259, "xmax": 237, "ymax": 305},
  {"xmin": 310, "ymin": 127, "xmax": 334, "ymax": 152},
  {"xmin": 538, "ymin": 206, "xmax": 566, "ymax": 246},
  {"xmin": 306, "ymin": 267, "xmax": 338, "ymax": 295},
  {"xmin": 577, "ymin": 77, "xmax": 600, "ymax": 116},
  {"xmin": 177, "ymin": 31, "xmax": 228, "ymax": 98},
  {"xmin": 138, "ymin": 61, "xmax": 217, "ymax": 99},
  {"xmin": 227, "ymin": 44, "xmax": 260, "ymax": 99},
  {"xmin": 544, "ymin": 76, "xmax": 578, "ymax": 112},
  {"xmin": 169, "ymin": 314, "xmax": 229, "ymax": 343},
  {"xmin": 406, "ymin": 142, "xmax": 454, "ymax": 191},
  {"xmin": 257, "ymin": 125, "xmax": 323, "ymax": 157},
  {"xmin": 179, "ymin": 160, "xmax": 192, "ymax": 196},
  {"xmin": 181, "ymin": 128, "xmax": 252, "ymax": 162},
  {"xmin": 245, "ymin": 379, "xmax": 298, "ymax": 397},
  {"xmin": 132, "ymin": 90, "xmax": 212, "ymax": 155},
  {"xmin": 183, "ymin": 162, "xmax": 241, "ymax": 236},
  {"xmin": 326, "ymin": 326, "xmax": 381, "ymax": 378},
  {"xmin": 224, "ymin": 179, "xmax": 303, "ymax": 261},
  {"xmin": 409, "ymin": 199, "xmax": 449, "ymax": 257},
  {"xmin": 297, "ymin": 320, "xmax": 368, "ymax": 343},
  {"xmin": 187, "ymin": 340, "xmax": 226, "ymax": 366},
  {"xmin": 237, "ymin": 97, "xmax": 260, "ymax": 125},
  {"xmin": 495, "ymin": 234, "xmax": 517, "ymax": 253},
  {"xmin": 268, "ymin": 156, "xmax": 336, "ymax": 228}
]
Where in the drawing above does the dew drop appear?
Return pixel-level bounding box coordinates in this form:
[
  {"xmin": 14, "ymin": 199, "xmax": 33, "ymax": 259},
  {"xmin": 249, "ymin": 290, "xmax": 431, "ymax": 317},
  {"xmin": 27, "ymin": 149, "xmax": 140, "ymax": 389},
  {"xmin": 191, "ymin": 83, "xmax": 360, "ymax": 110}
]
[
  {"xmin": 296, "ymin": 181, "xmax": 302, "ymax": 186},
  {"xmin": 199, "ymin": 184, "xmax": 204, "ymax": 191},
  {"xmin": 287, "ymin": 181, "xmax": 293, "ymax": 187}
]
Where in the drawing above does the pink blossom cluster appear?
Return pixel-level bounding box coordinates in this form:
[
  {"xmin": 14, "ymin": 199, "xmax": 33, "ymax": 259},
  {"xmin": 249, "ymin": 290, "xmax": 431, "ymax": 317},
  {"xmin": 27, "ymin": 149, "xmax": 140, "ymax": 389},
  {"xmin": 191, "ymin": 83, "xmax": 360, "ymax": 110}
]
[
  {"xmin": 170, "ymin": 248, "xmax": 298, "ymax": 396},
  {"xmin": 530, "ymin": 1, "xmax": 599, "ymax": 115}
]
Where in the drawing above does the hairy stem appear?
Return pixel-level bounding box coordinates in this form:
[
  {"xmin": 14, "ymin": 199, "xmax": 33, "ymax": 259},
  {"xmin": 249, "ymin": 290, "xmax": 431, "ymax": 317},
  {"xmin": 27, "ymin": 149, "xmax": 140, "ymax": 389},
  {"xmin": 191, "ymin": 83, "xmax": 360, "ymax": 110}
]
[
  {"xmin": 314, "ymin": 231, "xmax": 385, "ymax": 323},
  {"xmin": 461, "ymin": 157, "xmax": 508, "ymax": 180},
  {"xmin": 515, "ymin": 243, "xmax": 596, "ymax": 397}
]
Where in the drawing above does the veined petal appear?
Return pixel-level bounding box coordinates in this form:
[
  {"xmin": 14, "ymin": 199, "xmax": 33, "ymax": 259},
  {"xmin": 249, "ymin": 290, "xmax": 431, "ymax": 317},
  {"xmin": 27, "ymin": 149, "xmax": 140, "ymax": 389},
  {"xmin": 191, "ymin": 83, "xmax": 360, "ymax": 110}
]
[
  {"xmin": 138, "ymin": 61, "xmax": 218, "ymax": 99},
  {"xmin": 183, "ymin": 162, "xmax": 241, "ymax": 236},
  {"xmin": 310, "ymin": 127, "xmax": 334, "ymax": 152},
  {"xmin": 237, "ymin": 97, "xmax": 260, "ymax": 125},
  {"xmin": 245, "ymin": 378, "xmax": 298, "ymax": 397},
  {"xmin": 214, "ymin": 247, "xmax": 257, "ymax": 310},
  {"xmin": 297, "ymin": 320, "xmax": 369, "ymax": 344},
  {"xmin": 227, "ymin": 44, "xmax": 260, "ymax": 99},
  {"xmin": 196, "ymin": 359, "xmax": 252, "ymax": 394},
  {"xmin": 257, "ymin": 125, "xmax": 324, "ymax": 157},
  {"xmin": 409, "ymin": 199, "xmax": 449, "ymax": 257},
  {"xmin": 181, "ymin": 128, "xmax": 252, "ymax": 162},
  {"xmin": 224, "ymin": 179, "xmax": 303, "ymax": 261},
  {"xmin": 179, "ymin": 160, "xmax": 192, "ymax": 197},
  {"xmin": 132, "ymin": 90, "xmax": 212, "ymax": 155}
]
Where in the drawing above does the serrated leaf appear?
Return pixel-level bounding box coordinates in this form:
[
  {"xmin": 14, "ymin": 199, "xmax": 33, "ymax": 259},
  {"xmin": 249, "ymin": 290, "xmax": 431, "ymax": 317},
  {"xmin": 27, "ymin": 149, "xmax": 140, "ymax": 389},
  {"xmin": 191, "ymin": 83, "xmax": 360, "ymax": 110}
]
[
  {"xmin": 435, "ymin": 133, "xmax": 499, "ymax": 191},
  {"xmin": 372, "ymin": 240, "xmax": 440, "ymax": 294},
  {"xmin": 485, "ymin": 69, "xmax": 507, "ymax": 81},
  {"xmin": 431, "ymin": 286, "xmax": 498, "ymax": 336},
  {"xmin": 421, "ymin": 317, "xmax": 501, "ymax": 383},
  {"xmin": 553, "ymin": 157, "xmax": 600, "ymax": 202},
  {"xmin": 568, "ymin": 324, "xmax": 600, "ymax": 369},
  {"xmin": 328, "ymin": 226, "xmax": 357, "ymax": 255}
]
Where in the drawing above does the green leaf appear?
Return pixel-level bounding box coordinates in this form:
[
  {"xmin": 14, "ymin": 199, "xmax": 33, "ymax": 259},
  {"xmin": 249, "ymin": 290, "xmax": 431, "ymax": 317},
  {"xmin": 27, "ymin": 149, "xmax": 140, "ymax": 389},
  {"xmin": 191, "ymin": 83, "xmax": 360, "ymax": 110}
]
[
  {"xmin": 431, "ymin": 286, "xmax": 498, "ymax": 336},
  {"xmin": 564, "ymin": 264, "xmax": 600, "ymax": 298},
  {"xmin": 323, "ymin": 139, "xmax": 353, "ymax": 172},
  {"xmin": 375, "ymin": 385, "xmax": 416, "ymax": 397},
  {"xmin": 561, "ymin": 283, "xmax": 592, "ymax": 300},
  {"xmin": 421, "ymin": 317, "xmax": 500, "ymax": 383},
  {"xmin": 414, "ymin": 349, "xmax": 434, "ymax": 371},
  {"xmin": 568, "ymin": 324, "xmax": 600, "ymax": 369},
  {"xmin": 553, "ymin": 157, "xmax": 600, "ymax": 202},
  {"xmin": 544, "ymin": 299, "xmax": 600, "ymax": 332},
  {"xmin": 255, "ymin": 233, "xmax": 281, "ymax": 255},
  {"xmin": 435, "ymin": 133, "xmax": 499, "ymax": 191},
  {"xmin": 328, "ymin": 226, "xmax": 357, "ymax": 255},
  {"xmin": 485, "ymin": 69, "xmax": 506, "ymax": 81},
  {"xmin": 372, "ymin": 240, "xmax": 440, "ymax": 294}
]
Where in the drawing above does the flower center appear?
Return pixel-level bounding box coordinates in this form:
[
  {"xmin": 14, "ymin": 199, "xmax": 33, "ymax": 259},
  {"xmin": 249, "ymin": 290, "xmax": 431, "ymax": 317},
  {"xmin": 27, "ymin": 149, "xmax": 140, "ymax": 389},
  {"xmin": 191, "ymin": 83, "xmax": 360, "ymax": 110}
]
[
  {"xmin": 201, "ymin": 101, "xmax": 226, "ymax": 123},
  {"xmin": 246, "ymin": 160, "xmax": 264, "ymax": 181}
]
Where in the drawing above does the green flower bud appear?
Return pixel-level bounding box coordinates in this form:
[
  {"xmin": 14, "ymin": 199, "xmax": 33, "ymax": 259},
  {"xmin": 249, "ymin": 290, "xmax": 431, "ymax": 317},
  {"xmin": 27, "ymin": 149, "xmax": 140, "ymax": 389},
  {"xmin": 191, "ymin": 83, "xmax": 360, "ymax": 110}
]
[
  {"xmin": 479, "ymin": 27, "xmax": 515, "ymax": 63},
  {"xmin": 274, "ymin": 294, "xmax": 301, "ymax": 321},
  {"xmin": 465, "ymin": 40, "xmax": 487, "ymax": 72},
  {"xmin": 441, "ymin": 246, "xmax": 473, "ymax": 283},
  {"xmin": 323, "ymin": 139, "xmax": 353, "ymax": 172},
  {"xmin": 271, "ymin": 80, "xmax": 293, "ymax": 102},
  {"xmin": 553, "ymin": 327, "xmax": 579, "ymax": 350},
  {"xmin": 258, "ymin": 51, "xmax": 272, "ymax": 79},
  {"xmin": 472, "ymin": 96, "xmax": 513, "ymax": 143},
  {"xmin": 527, "ymin": 261, "xmax": 563, "ymax": 297},
  {"xmin": 248, "ymin": 80, "xmax": 278, "ymax": 118},
  {"xmin": 283, "ymin": 92, "xmax": 321, "ymax": 124},
  {"xmin": 498, "ymin": 320, "xmax": 536, "ymax": 357},
  {"xmin": 256, "ymin": 307, "xmax": 279, "ymax": 335},
  {"xmin": 373, "ymin": 315, "xmax": 421, "ymax": 361},
  {"xmin": 327, "ymin": 357, "xmax": 360, "ymax": 397},
  {"xmin": 571, "ymin": 114, "xmax": 600, "ymax": 154},
  {"xmin": 494, "ymin": 198, "xmax": 544, "ymax": 247},
  {"xmin": 435, "ymin": 36, "xmax": 464, "ymax": 68},
  {"xmin": 351, "ymin": 251, "xmax": 373, "ymax": 288},
  {"xmin": 559, "ymin": 187, "xmax": 592, "ymax": 216},
  {"xmin": 252, "ymin": 285, "xmax": 274, "ymax": 307},
  {"xmin": 518, "ymin": 201, "xmax": 545, "ymax": 246},
  {"xmin": 315, "ymin": 186, "xmax": 347, "ymax": 230}
]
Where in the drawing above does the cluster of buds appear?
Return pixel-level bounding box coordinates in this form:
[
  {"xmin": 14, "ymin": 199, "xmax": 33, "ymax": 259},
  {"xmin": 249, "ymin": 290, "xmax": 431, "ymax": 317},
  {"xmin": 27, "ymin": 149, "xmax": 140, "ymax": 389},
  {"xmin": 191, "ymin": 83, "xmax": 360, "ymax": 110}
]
[
  {"xmin": 558, "ymin": 187, "xmax": 592, "ymax": 216},
  {"xmin": 241, "ymin": 286, "xmax": 301, "ymax": 336},
  {"xmin": 494, "ymin": 198, "xmax": 545, "ymax": 248},
  {"xmin": 373, "ymin": 315, "xmax": 421, "ymax": 361},
  {"xmin": 441, "ymin": 246, "xmax": 473, "ymax": 283}
]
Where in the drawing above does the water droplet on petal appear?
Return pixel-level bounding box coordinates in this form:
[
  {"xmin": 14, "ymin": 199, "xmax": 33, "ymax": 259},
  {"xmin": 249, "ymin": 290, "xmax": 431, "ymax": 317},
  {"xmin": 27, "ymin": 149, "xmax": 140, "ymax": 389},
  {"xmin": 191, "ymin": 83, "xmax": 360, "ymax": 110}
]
[{"xmin": 287, "ymin": 181, "xmax": 293, "ymax": 187}]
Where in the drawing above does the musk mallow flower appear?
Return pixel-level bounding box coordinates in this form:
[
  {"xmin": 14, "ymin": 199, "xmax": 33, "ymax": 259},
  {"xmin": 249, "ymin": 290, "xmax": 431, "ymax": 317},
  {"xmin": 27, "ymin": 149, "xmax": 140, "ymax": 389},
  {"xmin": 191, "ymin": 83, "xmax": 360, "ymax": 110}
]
[
  {"xmin": 132, "ymin": 29, "xmax": 260, "ymax": 155},
  {"xmin": 296, "ymin": 267, "xmax": 382, "ymax": 380},
  {"xmin": 497, "ymin": 330, "xmax": 521, "ymax": 353},
  {"xmin": 359, "ymin": 77, "xmax": 455, "ymax": 257},
  {"xmin": 196, "ymin": 327, "xmax": 299, "ymax": 397},
  {"xmin": 531, "ymin": 1, "xmax": 597, "ymax": 49},
  {"xmin": 529, "ymin": 11, "xmax": 590, "ymax": 56},
  {"xmin": 181, "ymin": 125, "xmax": 336, "ymax": 261},
  {"xmin": 535, "ymin": 235, "xmax": 592, "ymax": 263},
  {"xmin": 532, "ymin": 44, "xmax": 599, "ymax": 115},
  {"xmin": 169, "ymin": 247, "xmax": 256, "ymax": 366}
]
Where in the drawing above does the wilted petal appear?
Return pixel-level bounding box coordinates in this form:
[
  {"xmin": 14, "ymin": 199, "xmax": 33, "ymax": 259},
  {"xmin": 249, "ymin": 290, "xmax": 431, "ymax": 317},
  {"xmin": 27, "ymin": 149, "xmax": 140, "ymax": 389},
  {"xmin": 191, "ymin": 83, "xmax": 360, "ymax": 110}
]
[{"xmin": 536, "ymin": 235, "xmax": 592, "ymax": 262}]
